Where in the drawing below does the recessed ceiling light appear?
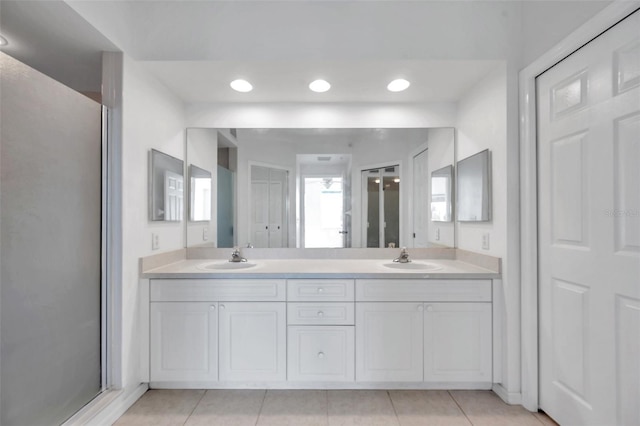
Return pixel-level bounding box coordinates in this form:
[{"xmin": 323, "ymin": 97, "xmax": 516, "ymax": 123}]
[
  {"xmin": 230, "ymin": 79, "xmax": 253, "ymax": 92},
  {"xmin": 309, "ymin": 79, "xmax": 331, "ymax": 93},
  {"xmin": 387, "ymin": 79, "xmax": 410, "ymax": 92},
  {"xmin": 0, "ymin": 35, "xmax": 8, "ymax": 46}
]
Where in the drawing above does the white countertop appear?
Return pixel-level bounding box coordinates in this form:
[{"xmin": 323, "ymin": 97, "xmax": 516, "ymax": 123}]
[{"xmin": 142, "ymin": 258, "xmax": 500, "ymax": 279}]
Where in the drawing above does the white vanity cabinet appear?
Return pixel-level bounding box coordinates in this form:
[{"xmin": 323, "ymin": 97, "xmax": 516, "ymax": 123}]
[
  {"xmin": 149, "ymin": 278, "xmax": 286, "ymax": 384},
  {"xmin": 355, "ymin": 279, "xmax": 492, "ymax": 386},
  {"xmin": 147, "ymin": 274, "xmax": 495, "ymax": 388},
  {"xmin": 286, "ymin": 279, "xmax": 355, "ymax": 382}
]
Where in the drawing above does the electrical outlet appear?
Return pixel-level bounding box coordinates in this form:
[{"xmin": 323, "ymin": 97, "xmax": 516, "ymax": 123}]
[
  {"xmin": 482, "ymin": 233, "xmax": 490, "ymax": 250},
  {"xmin": 203, "ymin": 227, "xmax": 208, "ymax": 241},
  {"xmin": 152, "ymin": 233, "xmax": 159, "ymax": 250},
  {"xmin": 435, "ymin": 228, "xmax": 440, "ymax": 241}
]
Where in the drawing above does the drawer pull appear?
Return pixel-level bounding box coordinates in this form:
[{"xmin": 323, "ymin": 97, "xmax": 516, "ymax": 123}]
[
  {"xmin": 317, "ymin": 352, "xmax": 325, "ymax": 359},
  {"xmin": 317, "ymin": 311, "xmax": 324, "ymax": 317},
  {"xmin": 317, "ymin": 287, "xmax": 324, "ymax": 293}
]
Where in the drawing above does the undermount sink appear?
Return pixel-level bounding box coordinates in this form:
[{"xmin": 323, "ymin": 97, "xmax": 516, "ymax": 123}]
[
  {"xmin": 381, "ymin": 262, "xmax": 443, "ymax": 271},
  {"xmin": 197, "ymin": 261, "xmax": 258, "ymax": 270}
]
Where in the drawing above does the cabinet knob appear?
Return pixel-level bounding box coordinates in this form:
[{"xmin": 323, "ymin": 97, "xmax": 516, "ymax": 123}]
[
  {"xmin": 210, "ymin": 305, "xmax": 216, "ymax": 310},
  {"xmin": 220, "ymin": 304, "xmax": 226, "ymax": 310},
  {"xmin": 417, "ymin": 305, "xmax": 424, "ymax": 312},
  {"xmin": 425, "ymin": 305, "xmax": 434, "ymax": 312},
  {"xmin": 317, "ymin": 352, "xmax": 325, "ymax": 359},
  {"xmin": 317, "ymin": 311, "xmax": 324, "ymax": 317},
  {"xmin": 317, "ymin": 287, "xmax": 324, "ymax": 293}
]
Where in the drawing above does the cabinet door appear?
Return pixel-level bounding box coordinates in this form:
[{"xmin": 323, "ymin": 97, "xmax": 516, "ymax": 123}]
[
  {"xmin": 356, "ymin": 302, "xmax": 424, "ymax": 382},
  {"xmin": 288, "ymin": 326, "xmax": 355, "ymax": 382},
  {"xmin": 424, "ymin": 303, "xmax": 492, "ymax": 383},
  {"xmin": 219, "ymin": 302, "xmax": 286, "ymax": 382},
  {"xmin": 150, "ymin": 302, "xmax": 218, "ymax": 382}
]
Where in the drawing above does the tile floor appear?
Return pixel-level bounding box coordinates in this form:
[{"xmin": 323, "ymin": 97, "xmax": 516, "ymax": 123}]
[{"xmin": 114, "ymin": 389, "xmax": 558, "ymax": 426}]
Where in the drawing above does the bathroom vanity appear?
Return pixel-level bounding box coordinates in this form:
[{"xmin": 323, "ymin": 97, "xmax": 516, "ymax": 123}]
[{"xmin": 141, "ymin": 254, "xmax": 500, "ymax": 390}]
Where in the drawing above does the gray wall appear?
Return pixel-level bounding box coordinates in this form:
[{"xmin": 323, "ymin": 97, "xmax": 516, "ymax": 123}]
[{"xmin": 0, "ymin": 52, "xmax": 102, "ymax": 425}]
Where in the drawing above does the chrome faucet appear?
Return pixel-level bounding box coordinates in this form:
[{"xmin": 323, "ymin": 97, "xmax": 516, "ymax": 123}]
[
  {"xmin": 393, "ymin": 247, "xmax": 411, "ymax": 263},
  {"xmin": 229, "ymin": 247, "xmax": 247, "ymax": 263}
]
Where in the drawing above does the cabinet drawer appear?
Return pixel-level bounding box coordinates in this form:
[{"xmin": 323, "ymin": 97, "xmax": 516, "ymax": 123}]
[
  {"xmin": 288, "ymin": 326, "xmax": 355, "ymax": 382},
  {"xmin": 150, "ymin": 279, "xmax": 286, "ymax": 302},
  {"xmin": 288, "ymin": 279, "xmax": 355, "ymax": 301},
  {"xmin": 356, "ymin": 279, "xmax": 491, "ymax": 302},
  {"xmin": 287, "ymin": 302, "xmax": 355, "ymax": 325}
]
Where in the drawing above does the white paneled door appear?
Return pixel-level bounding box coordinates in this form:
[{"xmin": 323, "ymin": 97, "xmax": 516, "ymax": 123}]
[{"xmin": 537, "ymin": 10, "xmax": 640, "ymax": 426}]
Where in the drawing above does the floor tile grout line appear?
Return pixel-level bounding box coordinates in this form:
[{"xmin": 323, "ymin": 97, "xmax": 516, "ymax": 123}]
[
  {"xmin": 531, "ymin": 411, "xmax": 549, "ymax": 426},
  {"xmin": 325, "ymin": 390, "xmax": 329, "ymax": 426},
  {"xmin": 386, "ymin": 390, "xmax": 402, "ymax": 426},
  {"xmin": 254, "ymin": 389, "xmax": 268, "ymax": 426},
  {"xmin": 448, "ymin": 390, "xmax": 474, "ymax": 426},
  {"xmin": 182, "ymin": 389, "xmax": 207, "ymax": 426}
]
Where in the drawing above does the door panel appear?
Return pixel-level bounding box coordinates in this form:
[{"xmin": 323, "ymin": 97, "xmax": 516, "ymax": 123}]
[
  {"xmin": 355, "ymin": 302, "xmax": 423, "ymax": 382},
  {"xmin": 251, "ymin": 181, "xmax": 269, "ymax": 247},
  {"xmin": 150, "ymin": 302, "xmax": 218, "ymax": 382},
  {"xmin": 218, "ymin": 302, "xmax": 286, "ymax": 382},
  {"xmin": 537, "ymin": 10, "xmax": 640, "ymax": 425},
  {"xmin": 424, "ymin": 303, "xmax": 492, "ymax": 383}
]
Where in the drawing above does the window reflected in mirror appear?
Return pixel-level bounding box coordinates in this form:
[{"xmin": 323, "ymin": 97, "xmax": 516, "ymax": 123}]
[
  {"xmin": 189, "ymin": 164, "xmax": 212, "ymax": 222},
  {"xmin": 302, "ymin": 177, "xmax": 345, "ymax": 248},
  {"xmin": 431, "ymin": 165, "xmax": 453, "ymax": 222}
]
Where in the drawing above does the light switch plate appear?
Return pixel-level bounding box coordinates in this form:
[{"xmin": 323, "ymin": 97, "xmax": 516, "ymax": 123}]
[
  {"xmin": 152, "ymin": 233, "xmax": 159, "ymax": 250},
  {"xmin": 482, "ymin": 233, "xmax": 490, "ymax": 250},
  {"xmin": 203, "ymin": 227, "xmax": 208, "ymax": 241}
]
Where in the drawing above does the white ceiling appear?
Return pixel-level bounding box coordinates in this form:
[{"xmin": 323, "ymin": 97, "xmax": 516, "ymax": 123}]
[
  {"xmin": 142, "ymin": 60, "xmax": 501, "ymax": 103},
  {"xmin": 0, "ymin": 1, "xmax": 613, "ymax": 102},
  {"xmin": 0, "ymin": 1, "xmax": 117, "ymax": 93}
]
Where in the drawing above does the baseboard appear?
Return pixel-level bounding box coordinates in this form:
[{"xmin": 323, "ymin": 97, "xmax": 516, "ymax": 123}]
[
  {"xmin": 65, "ymin": 383, "xmax": 148, "ymax": 426},
  {"xmin": 492, "ymin": 383, "xmax": 522, "ymax": 406}
]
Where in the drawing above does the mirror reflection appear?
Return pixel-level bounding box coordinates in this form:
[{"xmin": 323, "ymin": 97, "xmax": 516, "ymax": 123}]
[
  {"xmin": 431, "ymin": 165, "xmax": 454, "ymax": 222},
  {"xmin": 189, "ymin": 164, "xmax": 212, "ymax": 222},
  {"xmin": 149, "ymin": 149, "xmax": 184, "ymax": 222},
  {"xmin": 457, "ymin": 149, "xmax": 492, "ymax": 222},
  {"xmin": 185, "ymin": 128, "xmax": 456, "ymax": 249}
]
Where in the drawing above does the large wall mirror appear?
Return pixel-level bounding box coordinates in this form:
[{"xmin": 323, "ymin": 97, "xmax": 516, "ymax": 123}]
[{"xmin": 184, "ymin": 127, "xmax": 456, "ymax": 249}]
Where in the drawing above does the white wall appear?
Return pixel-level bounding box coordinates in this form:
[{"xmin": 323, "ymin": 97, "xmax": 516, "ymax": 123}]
[
  {"xmin": 186, "ymin": 128, "xmax": 218, "ymax": 247},
  {"xmin": 187, "ymin": 102, "xmax": 456, "ymax": 129},
  {"xmin": 455, "ymin": 63, "xmax": 520, "ymax": 397},
  {"xmin": 520, "ymin": 1, "xmax": 612, "ymax": 67},
  {"xmin": 456, "ymin": 65, "xmax": 507, "ymax": 257},
  {"xmin": 120, "ymin": 56, "xmax": 186, "ymax": 391}
]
